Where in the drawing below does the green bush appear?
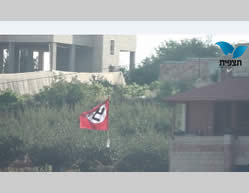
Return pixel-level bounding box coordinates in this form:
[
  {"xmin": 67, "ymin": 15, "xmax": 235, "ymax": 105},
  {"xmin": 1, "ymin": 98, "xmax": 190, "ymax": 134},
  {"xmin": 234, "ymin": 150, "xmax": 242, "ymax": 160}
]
[
  {"xmin": 110, "ymin": 100, "xmax": 170, "ymax": 136},
  {"xmin": 76, "ymin": 147, "xmax": 114, "ymax": 172},
  {"xmin": 114, "ymin": 132, "xmax": 169, "ymax": 172},
  {"xmin": 128, "ymin": 63, "xmax": 160, "ymax": 85},
  {"xmin": 0, "ymin": 79, "xmax": 171, "ymax": 171},
  {"xmin": 34, "ymin": 77, "xmax": 113, "ymax": 109},
  {"xmin": 0, "ymin": 136, "xmax": 25, "ymax": 169},
  {"xmin": 115, "ymin": 151, "xmax": 168, "ymax": 172},
  {"xmin": 34, "ymin": 80, "xmax": 84, "ymax": 109},
  {"xmin": 158, "ymin": 78, "xmax": 196, "ymax": 99},
  {"xmin": 28, "ymin": 142, "xmax": 77, "ymax": 172},
  {"xmin": 0, "ymin": 90, "xmax": 25, "ymax": 111}
]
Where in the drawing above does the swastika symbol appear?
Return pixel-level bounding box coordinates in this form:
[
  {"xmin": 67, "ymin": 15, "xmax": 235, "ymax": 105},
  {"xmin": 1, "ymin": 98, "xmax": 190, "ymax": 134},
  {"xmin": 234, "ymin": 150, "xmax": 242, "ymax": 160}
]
[
  {"xmin": 87, "ymin": 104, "xmax": 107, "ymax": 124},
  {"xmin": 92, "ymin": 106, "xmax": 105, "ymax": 122}
]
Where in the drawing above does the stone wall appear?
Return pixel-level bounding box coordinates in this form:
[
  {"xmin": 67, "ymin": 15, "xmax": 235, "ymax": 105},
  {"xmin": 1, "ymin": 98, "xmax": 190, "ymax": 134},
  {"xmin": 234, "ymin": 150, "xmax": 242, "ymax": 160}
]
[
  {"xmin": 160, "ymin": 58, "xmax": 219, "ymax": 82},
  {"xmin": 169, "ymin": 136, "xmax": 227, "ymax": 172},
  {"xmin": 169, "ymin": 135, "xmax": 249, "ymax": 172}
]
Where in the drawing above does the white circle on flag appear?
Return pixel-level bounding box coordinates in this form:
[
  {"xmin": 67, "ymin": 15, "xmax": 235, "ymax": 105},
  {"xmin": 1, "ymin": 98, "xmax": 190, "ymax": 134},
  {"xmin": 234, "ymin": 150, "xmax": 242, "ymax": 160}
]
[{"xmin": 87, "ymin": 104, "xmax": 107, "ymax": 124}]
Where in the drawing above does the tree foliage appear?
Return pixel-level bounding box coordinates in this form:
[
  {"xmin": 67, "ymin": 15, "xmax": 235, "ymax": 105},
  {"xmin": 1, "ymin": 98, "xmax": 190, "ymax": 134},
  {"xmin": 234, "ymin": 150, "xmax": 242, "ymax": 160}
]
[
  {"xmin": 128, "ymin": 38, "xmax": 221, "ymax": 85},
  {"xmin": 158, "ymin": 78, "xmax": 196, "ymax": 99}
]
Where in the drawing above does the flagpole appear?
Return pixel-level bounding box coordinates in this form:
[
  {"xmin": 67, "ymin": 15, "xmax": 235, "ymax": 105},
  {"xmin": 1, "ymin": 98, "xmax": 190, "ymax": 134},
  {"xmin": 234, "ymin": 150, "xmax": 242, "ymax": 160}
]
[
  {"xmin": 106, "ymin": 130, "xmax": 110, "ymax": 148},
  {"xmin": 106, "ymin": 97, "xmax": 110, "ymax": 148}
]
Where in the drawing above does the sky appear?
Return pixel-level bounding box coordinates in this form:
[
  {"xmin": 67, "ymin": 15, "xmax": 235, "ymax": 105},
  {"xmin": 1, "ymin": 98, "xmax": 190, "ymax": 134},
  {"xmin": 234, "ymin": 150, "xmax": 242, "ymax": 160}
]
[{"xmin": 134, "ymin": 34, "xmax": 249, "ymax": 65}]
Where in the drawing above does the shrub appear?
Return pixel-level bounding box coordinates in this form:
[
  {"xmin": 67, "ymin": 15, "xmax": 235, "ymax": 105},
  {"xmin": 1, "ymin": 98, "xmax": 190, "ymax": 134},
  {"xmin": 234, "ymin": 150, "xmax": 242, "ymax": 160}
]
[
  {"xmin": 127, "ymin": 62, "xmax": 160, "ymax": 85},
  {"xmin": 28, "ymin": 142, "xmax": 76, "ymax": 172},
  {"xmin": 114, "ymin": 132, "xmax": 169, "ymax": 172},
  {"xmin": 115, "ymin": 151, "xmax": 168, "ymax": 172},
  {"xmin": 0, "ymin": 80, "xmax": 172, "ymax": 171},
  {"xmin": 158, "ymin": 78, "xmax": 196, "ymax": 99},
  {"xmin": 109, "ymin": 100, "xmax": 170, "ymax": 136},
  {"xmin": 0, "ymin": 136, "xmax": 25, "ymax": 169},
  {"xmin": 34, "ymin": 79, "xmax": 85, "ymax": 109},
  {"xmin": 75, "ymin": 147, "xmax": 114, "ymax": 172},
  {"xmin": 0, "ymin": 90, "xmax": 25, "ymax": 111}
]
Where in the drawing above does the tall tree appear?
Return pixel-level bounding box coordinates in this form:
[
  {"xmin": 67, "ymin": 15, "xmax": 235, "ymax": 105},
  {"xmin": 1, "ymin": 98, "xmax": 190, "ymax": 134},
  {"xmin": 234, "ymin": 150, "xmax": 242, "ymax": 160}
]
[{"xmin": 128, "ymin": 38, "xmax": 221, "ymax": 85}]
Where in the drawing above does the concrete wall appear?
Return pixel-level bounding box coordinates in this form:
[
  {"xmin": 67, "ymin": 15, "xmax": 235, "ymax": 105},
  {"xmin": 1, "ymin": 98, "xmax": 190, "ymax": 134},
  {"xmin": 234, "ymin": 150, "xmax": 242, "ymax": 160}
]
[
  {"xmin": 169, "ymin": 135, "xmax": 249, "ymax": 172},
  {"xmin": 73, "ymin": 35, "xmax": 93, "ymax": 47},
  {"xmin": 101, "ymin": 35, "xmax": 136, "ymax": 72},
  {"xmin": 0, "ymin": 35, "xmax": 53, "ymax": 43},
  {"xmin": 53, "ymin": 35, "xmax": 73, "ymax": 44},
  {"xmin": 56, "ymin": 47, "xmax": 70, "ymax": 71},
  {"xmin": 235, "ymin": 136, "xmax": 249, "ymax": 165},
  {"xmin": 102, "ymin": 35, "xmax": 120, "ymax": 71},
  {"xmin": 0, "ymin": 35, "xmax": 93, "ymax": 47},
  {"xmin": 0, "ymin": 71, "xmax": 126, "ymax": 95},
  {"xmin": 75, "ymin": 46, "xmax": 93, "ymax": 72},
  {"xmin": 91, "ymin": 35, "xmax": 104, "ymax": 72},
  {"xmin": 0, "ymin": 35, "xmax": 136, "ymax": 73},
  {"xmin": 116, "ymin": 35, "xmax": 136, "ymax": 52},
  {"xmin": 169, "ymin": 136, "xmax": 226, "ymax": 172}
]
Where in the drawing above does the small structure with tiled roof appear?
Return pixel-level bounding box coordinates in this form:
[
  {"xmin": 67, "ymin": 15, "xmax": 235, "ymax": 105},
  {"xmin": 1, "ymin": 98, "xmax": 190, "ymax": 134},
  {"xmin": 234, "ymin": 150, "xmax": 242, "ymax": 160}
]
[{"xmin": 165, "ymin": 73, "xmax": 249, "ymax": 172}]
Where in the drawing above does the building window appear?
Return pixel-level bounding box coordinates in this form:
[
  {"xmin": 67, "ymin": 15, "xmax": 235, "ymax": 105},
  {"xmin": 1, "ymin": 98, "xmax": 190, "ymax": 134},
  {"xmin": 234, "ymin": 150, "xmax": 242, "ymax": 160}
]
[{"xmin": 110, "ymin": 40, "xmax": 115, "ymax": 55}]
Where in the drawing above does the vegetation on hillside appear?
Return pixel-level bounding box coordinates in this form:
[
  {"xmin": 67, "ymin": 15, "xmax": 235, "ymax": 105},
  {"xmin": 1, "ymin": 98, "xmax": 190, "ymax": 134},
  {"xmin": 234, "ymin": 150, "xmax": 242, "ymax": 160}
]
[{"xmin": 0, "ymin": 77, "xmax": 173, "ymax": 172}]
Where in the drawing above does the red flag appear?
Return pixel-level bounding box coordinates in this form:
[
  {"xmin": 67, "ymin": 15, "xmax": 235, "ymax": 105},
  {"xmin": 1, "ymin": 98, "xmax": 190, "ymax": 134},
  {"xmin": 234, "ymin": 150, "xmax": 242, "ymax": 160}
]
[{"xmin": 80, "ymin": 99, "xmax": 109, "ymax": 131}]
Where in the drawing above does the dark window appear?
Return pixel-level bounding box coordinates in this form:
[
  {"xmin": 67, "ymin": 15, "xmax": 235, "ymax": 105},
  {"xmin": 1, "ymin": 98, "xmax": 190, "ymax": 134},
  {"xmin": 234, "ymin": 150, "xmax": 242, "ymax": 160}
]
[{"xmin": 110, "ymin": 40, "xmax": 115, "ymax": 55}]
